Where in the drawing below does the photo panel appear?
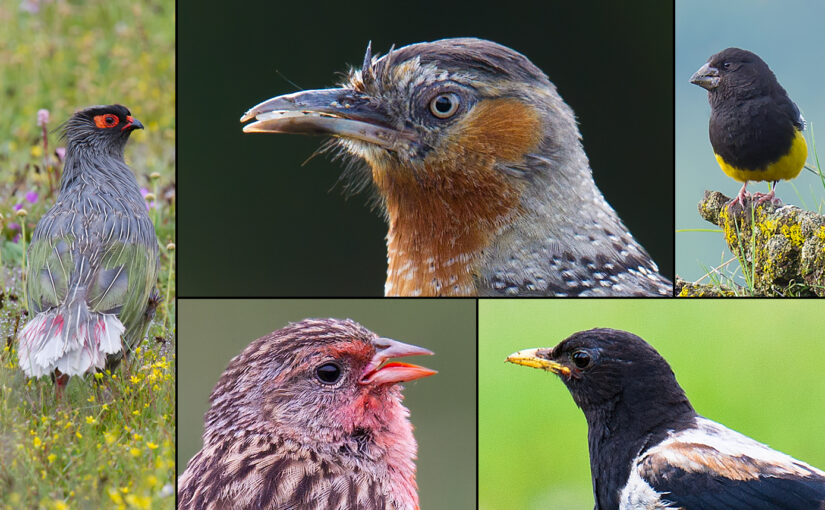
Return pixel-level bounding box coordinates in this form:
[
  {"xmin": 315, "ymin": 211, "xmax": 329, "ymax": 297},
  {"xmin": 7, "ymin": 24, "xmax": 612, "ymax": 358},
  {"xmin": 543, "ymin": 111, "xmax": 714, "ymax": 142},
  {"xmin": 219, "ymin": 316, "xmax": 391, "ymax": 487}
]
[
  {"xmin": 177, "ymin": 0, "xmax": 674, "ymax": 297},
  {"xmin": 479, "ymin": 299, "xmax": 825, "ymax": 509},
  {"xmin": 675, "ymin": 0, "xmax": 825, "ymax": 295},
  {"xmin": 0, "ymin": 0, "xmax": 175, "ymax": 506},
  {"xmin": 178, "ymin": 298, "xmax": 477, "ymax": 509}
]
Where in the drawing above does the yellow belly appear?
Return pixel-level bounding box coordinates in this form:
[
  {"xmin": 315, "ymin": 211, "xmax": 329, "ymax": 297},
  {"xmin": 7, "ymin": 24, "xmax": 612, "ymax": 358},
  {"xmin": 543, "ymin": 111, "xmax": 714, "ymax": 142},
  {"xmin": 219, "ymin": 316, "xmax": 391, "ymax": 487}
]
[{"xmin": 716, "ymin": 129, "xmax": 807, "ymax": 183}]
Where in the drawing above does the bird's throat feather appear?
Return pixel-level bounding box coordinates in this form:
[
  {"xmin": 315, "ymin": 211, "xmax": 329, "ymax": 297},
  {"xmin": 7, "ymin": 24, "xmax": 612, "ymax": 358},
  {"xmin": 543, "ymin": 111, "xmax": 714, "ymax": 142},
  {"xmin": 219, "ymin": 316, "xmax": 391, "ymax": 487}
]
[{"xmin": 375, "ymin": 99, "xmax": 542, "ymax": 296}]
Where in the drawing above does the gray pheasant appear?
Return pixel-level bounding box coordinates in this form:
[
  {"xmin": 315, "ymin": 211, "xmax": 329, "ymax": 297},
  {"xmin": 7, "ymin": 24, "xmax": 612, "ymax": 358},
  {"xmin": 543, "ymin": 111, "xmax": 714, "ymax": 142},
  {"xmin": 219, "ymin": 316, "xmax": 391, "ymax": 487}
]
[{"xmin": 17, "ymin": 104, "xmax": 160, "ymax": 391}]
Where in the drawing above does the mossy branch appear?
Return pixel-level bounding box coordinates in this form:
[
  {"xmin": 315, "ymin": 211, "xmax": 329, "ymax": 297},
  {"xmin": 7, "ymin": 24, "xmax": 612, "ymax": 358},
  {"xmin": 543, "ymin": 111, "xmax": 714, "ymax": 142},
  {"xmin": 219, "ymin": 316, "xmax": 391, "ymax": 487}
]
[{"xmin": 681, "ymin": 191, "xmax": 825, "ymax": 297}]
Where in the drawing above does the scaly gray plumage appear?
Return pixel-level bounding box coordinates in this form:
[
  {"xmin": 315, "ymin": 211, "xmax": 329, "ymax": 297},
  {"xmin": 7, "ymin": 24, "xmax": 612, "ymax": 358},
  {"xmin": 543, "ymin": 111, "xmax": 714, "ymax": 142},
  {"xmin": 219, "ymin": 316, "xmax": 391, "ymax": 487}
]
[
  {"xmin": 18, "ymin": 104, "xmax": 159, "ymax": 380},
  {"xmin": 362, "ymin": 40, "xmax": 671, "ymax": 296}
]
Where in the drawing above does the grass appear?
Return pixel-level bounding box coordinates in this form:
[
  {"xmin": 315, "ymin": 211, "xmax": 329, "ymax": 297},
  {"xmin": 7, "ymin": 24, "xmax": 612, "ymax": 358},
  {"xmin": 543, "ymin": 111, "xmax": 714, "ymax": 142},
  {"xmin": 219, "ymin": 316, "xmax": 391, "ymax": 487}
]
[{"xmin": 0, "ymin": 0, "xmax": 175, "ymax": 508}]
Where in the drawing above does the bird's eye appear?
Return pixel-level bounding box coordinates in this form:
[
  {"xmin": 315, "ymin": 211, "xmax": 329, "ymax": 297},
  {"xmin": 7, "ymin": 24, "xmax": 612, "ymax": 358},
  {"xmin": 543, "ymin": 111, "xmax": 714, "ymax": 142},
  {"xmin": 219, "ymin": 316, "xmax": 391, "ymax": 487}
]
[
  {"xmin": 429, "ymin": 93, "xmax": 460, "ymax": 119},
  {"xmin": 93, "ymin": 114, "xmax": 120, "ymax": 129},
  {"xmin": 571, "ymin": 350, "xmax": 591, "ymax": 369},
  {"xmin": 315, "ymin": 362, "xmax": 342, "ymax": 384},
  {"xmin": 721, "ymin": 62, "xmax": 731, "ymax": 70}
]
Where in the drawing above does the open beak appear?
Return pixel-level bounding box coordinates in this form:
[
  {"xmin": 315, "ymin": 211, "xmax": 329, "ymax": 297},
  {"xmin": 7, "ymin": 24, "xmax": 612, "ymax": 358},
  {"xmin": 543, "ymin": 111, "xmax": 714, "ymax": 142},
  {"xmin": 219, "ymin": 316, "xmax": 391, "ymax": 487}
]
[
  {"xmin": 122, "ymin": 115, "xmax": 144, "ymax": 132},
  {"xmin": 689, "ymin": 62, "xmax": 720, "ymax": 90},
  {"xmin": 241, "ymin": 88, "xmax": 415, "ymax": 150},
  {"xmin": 360, "ymin": 337, "xmax": 436, "ymax": 385},
  {"xmin": 506, "ymin": 348, "xmax": 571, "ymax": 376}
]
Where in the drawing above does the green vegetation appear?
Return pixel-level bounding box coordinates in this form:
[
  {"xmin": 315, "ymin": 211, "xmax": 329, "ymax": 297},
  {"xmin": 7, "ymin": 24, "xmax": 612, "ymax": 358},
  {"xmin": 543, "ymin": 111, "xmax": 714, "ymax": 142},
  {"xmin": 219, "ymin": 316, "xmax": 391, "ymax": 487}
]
[
  {"xmin": 0, "ymin": 0, "xmax": 175, "ymax": 507},
  {"xmin": 479, "ymin": 299, "xmax": 825, "ymax": 510}
]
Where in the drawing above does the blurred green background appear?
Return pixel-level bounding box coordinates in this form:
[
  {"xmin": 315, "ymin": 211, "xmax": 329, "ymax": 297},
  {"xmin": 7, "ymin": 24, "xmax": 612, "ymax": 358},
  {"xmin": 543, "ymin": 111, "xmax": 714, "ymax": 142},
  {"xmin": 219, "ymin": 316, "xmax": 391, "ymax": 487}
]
[
  {"xmin": 178, "ymin": 299, "xmax": 477, "ymax": 509},
  {"xmin": 0, "ymin": 0, "xmax": 175, "ymax": 186},
  {"xmin": 676, "ymin": 0, "xmax": 825, "ymax": 283},
  {"xmin": 479, "ymin": 299, "xmax": 825, "ymax": 510},
  {"xmin": 178, "ymin": 0, "xmax": 674, "ymax": 296}
]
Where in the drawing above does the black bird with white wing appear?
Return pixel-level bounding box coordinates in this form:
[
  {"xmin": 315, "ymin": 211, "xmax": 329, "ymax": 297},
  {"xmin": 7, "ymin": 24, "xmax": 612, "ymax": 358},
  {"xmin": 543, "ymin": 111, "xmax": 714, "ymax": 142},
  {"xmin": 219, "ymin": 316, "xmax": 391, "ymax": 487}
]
[{"xmin": 507, "ymin": 328, "xmax": 825, "ymax": 510}]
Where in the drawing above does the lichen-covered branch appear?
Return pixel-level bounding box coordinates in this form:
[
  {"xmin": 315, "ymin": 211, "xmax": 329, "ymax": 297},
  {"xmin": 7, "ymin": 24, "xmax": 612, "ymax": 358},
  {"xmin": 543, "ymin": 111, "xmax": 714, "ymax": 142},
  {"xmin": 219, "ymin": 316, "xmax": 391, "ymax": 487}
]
[
  {"xmin": 683, "ymin": 191, "xmax": 825, "ymax": 296},
  {"xmin": 675, "ymin": 277, "xmax": 737, "ymax": 297}
]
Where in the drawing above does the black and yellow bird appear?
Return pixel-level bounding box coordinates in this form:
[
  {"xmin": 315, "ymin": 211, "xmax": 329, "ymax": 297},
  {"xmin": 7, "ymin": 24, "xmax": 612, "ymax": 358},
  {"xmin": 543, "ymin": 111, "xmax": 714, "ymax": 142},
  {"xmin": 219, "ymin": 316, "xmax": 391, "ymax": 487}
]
[
  {"xmin": 507, "ymin": 328, "xmax": 825, "ymax": 510},
  {"xmin": 690, "ymin": 48, "xmax": 807, "ymax": 207},
  {"xmin": 241, "ymin": 38, "xmax": 671, "ymax": 297}
]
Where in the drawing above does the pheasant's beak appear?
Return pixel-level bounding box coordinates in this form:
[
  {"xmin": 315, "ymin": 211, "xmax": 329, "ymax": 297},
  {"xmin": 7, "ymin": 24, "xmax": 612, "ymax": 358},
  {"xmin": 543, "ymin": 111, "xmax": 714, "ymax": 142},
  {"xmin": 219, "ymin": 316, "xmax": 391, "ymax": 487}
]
[{"xmin": 122, "ymin": 115, "xmax": 144, "ymax": 132}]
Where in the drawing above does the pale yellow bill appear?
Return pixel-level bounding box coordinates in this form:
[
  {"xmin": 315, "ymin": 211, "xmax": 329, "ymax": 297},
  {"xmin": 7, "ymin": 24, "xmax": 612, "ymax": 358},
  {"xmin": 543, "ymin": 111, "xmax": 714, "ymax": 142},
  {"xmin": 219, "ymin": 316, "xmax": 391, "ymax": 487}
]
[{"xmin": 506, "ymin": 348, "xmax": 571, "ymax": 376}]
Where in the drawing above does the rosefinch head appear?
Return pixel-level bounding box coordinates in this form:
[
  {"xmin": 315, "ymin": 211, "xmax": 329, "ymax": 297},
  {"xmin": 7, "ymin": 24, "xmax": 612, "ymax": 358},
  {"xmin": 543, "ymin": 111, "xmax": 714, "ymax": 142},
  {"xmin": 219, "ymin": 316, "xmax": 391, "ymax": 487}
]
[{"xmin": 178, "ymin": 318, "xmax": 436, "ymax": 510}]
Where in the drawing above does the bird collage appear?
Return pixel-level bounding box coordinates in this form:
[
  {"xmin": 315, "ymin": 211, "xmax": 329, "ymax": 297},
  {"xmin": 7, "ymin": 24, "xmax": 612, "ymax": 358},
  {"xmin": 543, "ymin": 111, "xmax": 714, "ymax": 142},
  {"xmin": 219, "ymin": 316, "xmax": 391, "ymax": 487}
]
[{"xmin": 1, "ymin": 0, "xmax": 824, "ymax": 509}]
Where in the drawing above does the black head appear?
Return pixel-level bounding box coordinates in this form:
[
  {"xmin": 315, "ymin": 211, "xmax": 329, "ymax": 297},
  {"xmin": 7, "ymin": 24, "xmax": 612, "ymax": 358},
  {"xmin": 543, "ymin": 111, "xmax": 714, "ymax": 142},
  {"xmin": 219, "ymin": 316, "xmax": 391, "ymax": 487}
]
[
  {"xmin": 690, "ymin": 48, "xmax": 779, "ymax": 99},
  {"xmin": 62, "ymin": 104, "xmax": 144, "ymax": 153},
  {"xmin": 508, "ymin": 328, "xmax": 694, "ymax": 423}
]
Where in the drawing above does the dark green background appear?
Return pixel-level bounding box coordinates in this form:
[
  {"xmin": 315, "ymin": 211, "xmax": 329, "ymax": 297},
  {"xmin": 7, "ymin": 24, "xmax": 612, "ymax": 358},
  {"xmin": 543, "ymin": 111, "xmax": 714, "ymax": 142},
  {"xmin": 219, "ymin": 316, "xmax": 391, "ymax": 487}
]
[
  {"xmin": 480, "ymin": 299, "xmax": 825, "ymax": 509},
  {"xmin": 178, "ymin": 0, "xmax": 674, "ymax": 296},
  {"xmin": 177, "ymin": 299, "xmax": 477, "ymax": 509}
]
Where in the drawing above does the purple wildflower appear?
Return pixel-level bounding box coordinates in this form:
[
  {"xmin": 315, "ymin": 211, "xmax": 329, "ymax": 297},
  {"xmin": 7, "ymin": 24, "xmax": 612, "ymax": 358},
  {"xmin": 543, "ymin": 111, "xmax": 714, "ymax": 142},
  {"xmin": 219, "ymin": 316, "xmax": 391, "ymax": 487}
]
[
  {"xmin": 13, "ymin": 204, "xmax": 22, "ymax": 211},
  {"xmin": 37, "ymin": 109, "xmax": 50, "ymax": 127},
  {"xmin": 19, "ymin": 0, "xmax": 39, "ymax": 13},
  {"xmin": 25, "ymin": 191, "xmax": 38, "ymax": 203}
]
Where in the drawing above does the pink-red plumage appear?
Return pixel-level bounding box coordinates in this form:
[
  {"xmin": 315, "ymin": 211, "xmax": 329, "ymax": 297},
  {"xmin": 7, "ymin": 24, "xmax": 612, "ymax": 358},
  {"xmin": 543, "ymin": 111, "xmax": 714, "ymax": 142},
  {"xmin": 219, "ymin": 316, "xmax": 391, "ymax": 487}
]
[{"xmin": 178, "ymin": 318, "xmax": 435, "ymax": 510}]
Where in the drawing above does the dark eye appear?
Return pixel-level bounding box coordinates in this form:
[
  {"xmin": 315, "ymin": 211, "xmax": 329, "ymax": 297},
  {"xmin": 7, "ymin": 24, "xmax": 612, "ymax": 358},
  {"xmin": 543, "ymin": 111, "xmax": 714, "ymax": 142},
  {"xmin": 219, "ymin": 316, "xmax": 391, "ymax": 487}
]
[
  {"xmin": 105, "ymin": 115, "xmax": 116, "ymax": 125},
  {"xmin": 315, "ymin": 362, "xmax": 342, "ymax": 384},
  {"xmin": 429, "ymin": 93, "xmax": 460, "ymax": 119},
  {"xmin": 571, "ymin": 350, "xmax": 591, "ymax": 369},
  {"xmin": 721, "ymin": 62, "xmax": 731, "ymax": 70}
]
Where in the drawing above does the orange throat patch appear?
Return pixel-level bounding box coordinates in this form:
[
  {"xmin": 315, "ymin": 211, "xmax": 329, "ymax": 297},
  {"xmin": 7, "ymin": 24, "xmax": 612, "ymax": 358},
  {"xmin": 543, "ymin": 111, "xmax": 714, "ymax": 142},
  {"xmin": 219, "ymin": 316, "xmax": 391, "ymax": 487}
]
[
  {"xmin": 373, "ymin": 98, "xmax": 541, "ymax": 296},
  {"xmin": 380, "ymin": 172, "xmax": 520, "ymax": 296}
]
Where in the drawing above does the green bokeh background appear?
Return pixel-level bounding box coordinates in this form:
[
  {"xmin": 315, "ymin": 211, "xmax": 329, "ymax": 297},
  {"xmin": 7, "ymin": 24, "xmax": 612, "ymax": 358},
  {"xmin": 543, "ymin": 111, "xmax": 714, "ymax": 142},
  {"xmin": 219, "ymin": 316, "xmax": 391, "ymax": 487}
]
[
  {"xmin": 0, "ymin": 0, "xmax": 175, "ymax": 181},
  {"xmin": 676, "ymin": 0, "xmax": 825, "ymax": 282},
  {"xmin": 178, "ymin": 299, "xmax": 477, "ymax": 509},
  {"xmin": 178, "ymin": 0, "xmax": 674, "ymax": 296},
  {"xmin": 479, "ymin": 299, "xmax": 825, "ymax": 510}
]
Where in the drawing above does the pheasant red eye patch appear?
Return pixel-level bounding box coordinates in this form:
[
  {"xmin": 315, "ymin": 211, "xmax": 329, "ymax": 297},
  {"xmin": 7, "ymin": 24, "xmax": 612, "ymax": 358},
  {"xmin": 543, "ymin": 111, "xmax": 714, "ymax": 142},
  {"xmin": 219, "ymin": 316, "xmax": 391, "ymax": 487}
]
[{"xmin": 93, "ymin": 114, "xmax": 120, "ymax": 129}]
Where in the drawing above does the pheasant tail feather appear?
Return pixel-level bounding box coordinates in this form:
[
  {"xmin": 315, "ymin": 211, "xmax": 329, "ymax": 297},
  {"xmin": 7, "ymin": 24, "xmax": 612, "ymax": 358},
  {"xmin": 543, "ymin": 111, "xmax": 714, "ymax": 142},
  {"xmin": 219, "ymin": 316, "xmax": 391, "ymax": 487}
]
[{"xmin": 18, "ymin": 307, "xmax": 125, "ymax": 378}]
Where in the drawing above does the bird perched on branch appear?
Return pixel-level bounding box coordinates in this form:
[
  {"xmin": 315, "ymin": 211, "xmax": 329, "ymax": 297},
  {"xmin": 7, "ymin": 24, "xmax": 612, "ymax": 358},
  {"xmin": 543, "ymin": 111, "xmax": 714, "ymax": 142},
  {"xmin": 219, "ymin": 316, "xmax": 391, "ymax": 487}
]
[
  {"xmin": 178, "ymin": 318, "xmax": 436, "ymax": 510},
  {"xmin": 507, "ymin": 328, "xmax": 825, "ymax": 510},
  {"xmin": 17, "ymin": 104, "xmax": 160, "ymax": 394},
  {"xmin": 690, "ymin": 48, "xmax": 808, "ymax": 208},
  {"xmin": 241, "ymin": 38, "xmax": 671, "ymax": 297}
]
